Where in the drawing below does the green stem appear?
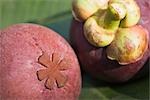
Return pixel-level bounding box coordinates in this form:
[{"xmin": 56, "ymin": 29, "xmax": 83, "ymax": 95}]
[
  {"xmin": 104, "ymin": 11, "xmax": 120, "ymax": 32},
  {"xmin": 104, "ymin": 3, "xmax": 126, "ymax": 32}
]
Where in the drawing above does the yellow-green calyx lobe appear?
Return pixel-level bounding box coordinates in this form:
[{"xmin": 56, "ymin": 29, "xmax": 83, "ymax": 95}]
[
  {"xmin": 72, "ymin": 0, "xmax": 149, "ymax": 65},
  {"xmin": 106, "ymin": 25, "xmax": 149, "ymax": 65},
  {"xmin": 84, "ymin": 3, "xmax": 126, "ymax": 47},
  {"xmin": 83, "ymin": 16, "xmax": 115, "ymax": 47},
  {"xmin": 109, "ymin": 0, "xmax": 140, "ymax": 27},
  {"xmin": 72, "ymin": 0, "xmax": 109, "ymax": 21}
]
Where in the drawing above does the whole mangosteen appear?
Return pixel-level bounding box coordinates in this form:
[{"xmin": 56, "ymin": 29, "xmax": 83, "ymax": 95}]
[
  {"xmin": 0, "ymin": 24, "xmax": 81, "ymax": 100},
  {"xmin": 70, "ymin": 0, "xmax": 149, "ymax": 82}
]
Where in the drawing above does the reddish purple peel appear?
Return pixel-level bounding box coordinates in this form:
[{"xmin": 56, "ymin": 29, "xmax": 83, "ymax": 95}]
[{"xmin": 1, "ymin": 23, "xmax": 81, "ymax": 100}]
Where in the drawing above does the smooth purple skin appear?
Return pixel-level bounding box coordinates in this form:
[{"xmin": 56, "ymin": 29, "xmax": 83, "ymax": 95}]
[{"xmin": 70, "ymin": 0, "xmax": 150, "ymax": 82}]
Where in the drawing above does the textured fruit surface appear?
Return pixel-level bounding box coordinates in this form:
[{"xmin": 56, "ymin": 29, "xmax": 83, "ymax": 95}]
[{"xmin": 0, "ymin": 24, "xmax": 81, "ymax": 100}]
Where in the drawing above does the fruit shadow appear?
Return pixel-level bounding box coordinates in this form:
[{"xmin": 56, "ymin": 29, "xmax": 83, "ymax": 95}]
[
  {"xmin": 81, "ymin": 74, "xmax": 149, "ymax": 100},
  {"xmin": 79, "ymin": 64, "xmax": 149, "ymax": 100},
  {"xmin": 30, "ymin": 14, "xmax": 149, "ymax": 100},
  {"xmin": 78, "ymin": 56, "xmax": 149, "ymax": 99}
]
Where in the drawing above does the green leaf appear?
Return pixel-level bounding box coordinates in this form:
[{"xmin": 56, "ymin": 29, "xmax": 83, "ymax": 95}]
[
  {"xmin": 79, "ymin": 74, "xmax": 149, "ymax": 100},
  {"xmin": 1, "ymin": 0, "xmax": 149, "ymax": 100},
  {"xmin": 0, "ymin": 0, "xmax": 72, "ymax": 28}
]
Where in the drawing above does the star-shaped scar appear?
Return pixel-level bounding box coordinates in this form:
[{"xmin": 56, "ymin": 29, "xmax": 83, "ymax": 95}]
[{"xmin": 37, "ymin": 52, "xmax": 70, "ymax": 90}]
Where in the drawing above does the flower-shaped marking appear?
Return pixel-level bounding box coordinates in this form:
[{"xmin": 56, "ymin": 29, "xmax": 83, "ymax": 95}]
[{"xmin": 37, "ymin": 52, "xmax": 70, "ymax": 90}]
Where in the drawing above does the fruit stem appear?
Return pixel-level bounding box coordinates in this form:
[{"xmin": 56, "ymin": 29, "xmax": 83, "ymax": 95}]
[{"xmin": 103, "ymin": 3, "xmax": 126, "ymax": 31}]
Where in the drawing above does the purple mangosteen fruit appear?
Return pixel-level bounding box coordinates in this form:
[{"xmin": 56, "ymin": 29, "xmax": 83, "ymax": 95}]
[{"xmin": 70, "ymin": 0, "xmax": 150, "ymax": 82}]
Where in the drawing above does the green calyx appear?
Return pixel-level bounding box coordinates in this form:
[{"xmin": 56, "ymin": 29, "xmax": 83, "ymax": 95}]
[
  {"xmin": 72, "ymin": 0, "xmax": 109, "ymax": 21},
  {"xmin": 109, "ymin": 0, "xmax": 140, "ymax": 27},
  {"xmin": 83, "ymin": 16, "xmax": 115, "ymax": 47},
  {"xmin": 104, "ymin": 3, "xmax": 126, "ymax": 31},
  {"xmin": 72, "ymin": 0, "xmax": 149, "ymax": 65},
  {"xmin": 106, "ymin": 25, "xmax": 149, "ymax": 65},
  {"xmin": 84, "ymin": 2, "xmax": 126, "ymax": 47}
]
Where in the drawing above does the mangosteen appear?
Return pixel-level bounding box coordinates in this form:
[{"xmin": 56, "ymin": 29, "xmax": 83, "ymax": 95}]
[
  {"xmin": 70, "ymin": 0, "xmax": 149, "ymax": 82},
  {"xmin": 0, "ymin": 24, "xmax": 81, "ymax": 100}
]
